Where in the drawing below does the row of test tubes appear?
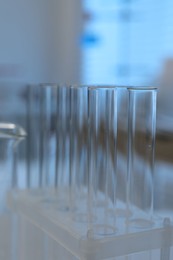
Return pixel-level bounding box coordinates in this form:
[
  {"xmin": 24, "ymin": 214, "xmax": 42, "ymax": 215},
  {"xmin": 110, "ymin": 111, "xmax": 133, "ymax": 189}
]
[{"xmin": 26, "ymin": 84, "xmax": 157, "ymax": 236}]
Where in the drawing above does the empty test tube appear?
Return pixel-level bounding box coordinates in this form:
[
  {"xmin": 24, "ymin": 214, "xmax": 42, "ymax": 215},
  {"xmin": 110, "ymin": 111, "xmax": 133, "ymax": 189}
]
[
  {"xmin": 26, "ymin": 84, "xmax": 41, "ymax": 188},
  {"xmin": 39, "ymin": 83, "xmax": 58, "ymax": 190},
  {"xmin": 127, "ymin": 86, "xmax": 157, "ymax": 228},
  {"xmin": 116, "ymin": 86, "xmax": 131, "ymax": 218},
  {"xmin": 55, "ymin": 84, "xmax": 71, "ymax": 210},
  {"xmin": 69, "ymin": 85, "xmax": 89, "ymax": 219},
  {"xmin": 88, "ymin": 86, "xmax": 117, "ymax": 236}
]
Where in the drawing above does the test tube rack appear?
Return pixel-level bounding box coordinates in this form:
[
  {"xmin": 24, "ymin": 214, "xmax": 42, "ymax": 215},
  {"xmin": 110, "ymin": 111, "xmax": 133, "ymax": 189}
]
[{"xmin": 7, "ymin": 189, "xmax": 173, "ymax": 260}]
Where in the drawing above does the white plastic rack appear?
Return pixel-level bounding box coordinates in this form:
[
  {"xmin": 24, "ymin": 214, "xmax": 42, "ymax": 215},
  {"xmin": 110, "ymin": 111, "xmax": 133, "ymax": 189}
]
[{"xmin": 7, "ymin": 189, "xmax": 173, "ymax": 260}]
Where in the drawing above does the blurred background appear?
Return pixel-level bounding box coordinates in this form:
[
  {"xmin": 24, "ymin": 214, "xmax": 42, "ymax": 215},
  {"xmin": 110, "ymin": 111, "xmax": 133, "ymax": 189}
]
[
  {"xmin": 0, "ymin": 0, "xmax": 173, "ymax": 126},
  {"xmin": 0, "ymin": 0, "xmax": 172, "ymax": 204}
]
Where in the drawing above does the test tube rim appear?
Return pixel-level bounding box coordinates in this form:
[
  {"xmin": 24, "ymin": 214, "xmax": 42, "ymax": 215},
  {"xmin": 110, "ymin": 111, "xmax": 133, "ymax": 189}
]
[{"xmin": 127, "ymin": 86, "xmax": 157, "ymax": 91}]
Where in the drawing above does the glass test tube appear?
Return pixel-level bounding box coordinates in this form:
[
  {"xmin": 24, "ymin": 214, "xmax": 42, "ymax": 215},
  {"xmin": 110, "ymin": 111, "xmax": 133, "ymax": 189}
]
[
  {"xmin": 127, "ymin": 86, "xmax": 157, "ymax": 228},
  {"xmin": 39, "ymin": 84, "xmax": 58, "ymax": 191},
  {"xmin": 27, "ymin": 84, "xmax": 59, "ymax": 202},
  {"xmin": 55, "ymin": 84, "xmax": 71, "ymax": 210},
  {"xmin": 26, "ymin": 84, "xmax": 41, "ymax": 189},
  {"xmin": 88, "ymin": 86, "xmax": 117, "ymax": 236},
  {"xmin": 69, "ymin": 85, "xmax": 89, "ymax": 218},
  {"xmin": 116, "ymin": 86, "xmax": 131, "ymax": 217},
  {"xmin": 28, "ymin": 83, "xmax": 71, "ymax": 209}
]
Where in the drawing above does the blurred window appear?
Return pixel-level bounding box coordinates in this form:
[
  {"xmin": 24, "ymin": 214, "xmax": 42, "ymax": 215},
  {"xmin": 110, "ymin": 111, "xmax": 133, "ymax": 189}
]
[{"xmin": 81, "ymin": 0, "xmax": 171, "ymax": 86}]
